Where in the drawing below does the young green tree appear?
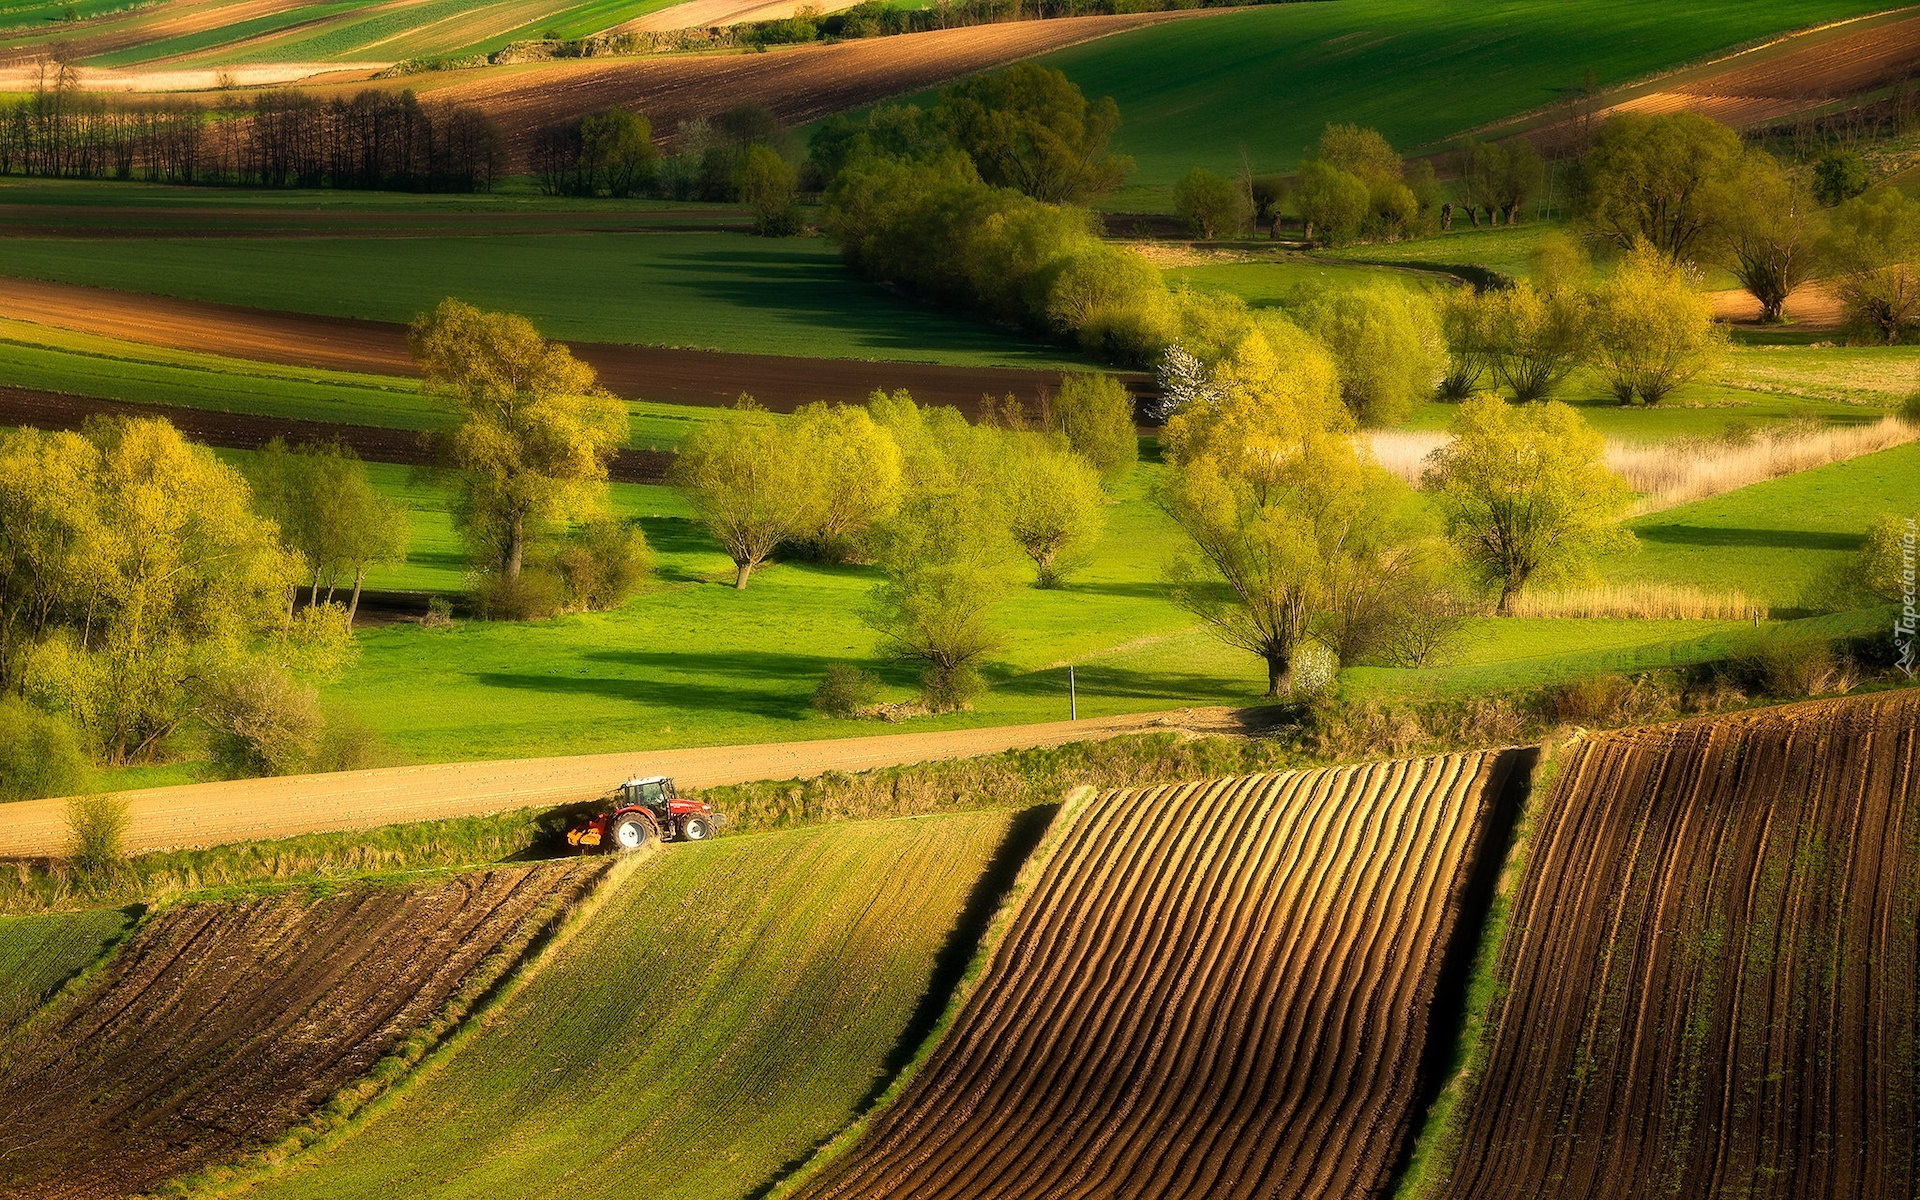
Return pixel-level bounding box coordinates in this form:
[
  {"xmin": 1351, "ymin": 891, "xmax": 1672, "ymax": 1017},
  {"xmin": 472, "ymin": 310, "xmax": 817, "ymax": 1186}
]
[
  {"xmin": 579, "ymin": 107, "xmax": 657, "ymax": 198},
  {"xmin": 864, "ymin": 488, "xmax": 1011, "ymax": 710},
  {"xmin": 670, "ymin": 400, "xmax": 811, "ymax": 588},
  {"xmin": 1047, "ymin": 371, "xmax": 1137, "ymax": 483},
  {"xmin": 1853, "ymin": 511, "xmax": 1918, "ymax": 602},
  {"xmin": 1588, "ymin": 239, "xmax": 1726, "ymax": 403},
  {"xmin": 1296, "ymin": 160, "xmax": 1369, "ymax": 247},
  {"xmin": 246, "ymin": 439, "xmax": 409, "ymax": 622},
  {"xmin": 1484, "ymin": 280, "xmax": 1589, "ymax": 401},
  {"xmin": 791, "ymin": 401, "xmax": 903, "ymax": 560},
  {"xmin": 737, "ymin": 143, "xmax": 800, "ymax": 236},
  {"xmin": 1436, "ymin": 285, "xmax": 1495, "ymax": 399},
  {"xmin": 0, "ymin": 696, "xmax": 89, "ymax": 801},
  {"xmin": 1293, "ymin": 283, "xmax": 1444, "ymax": 426},
  {"xmin": 552, "ymin": 517, "xmax": 654, "ymax": 611},
  {"xmin": 1824, "ymin": 188, "xmax": 1920, "ymax": 345},
  {"xmin": 1316, "ymin": 123, "xmax": 1401, "ymax": 181},
  {"xmin": 1573, "ymin": 112, "xmax": 1744, "ymax": 260},
  {"xmin": 1002, "ymin": 436, "xmax": 1105, "ymax": 588},
  {"xmin": 1812, "ymin": 150, "xmax": 1870, "ymax": 207},
  {"xmin": 1174, "ymin": 167, "xmax": 1251, "ymax": 239},
  {"xmin": 9, "ymin": 419, "xmax": 297, "ymax": 763},
  {"xmin": 409, "ymin": 299, "xmax": 626, "ymax": 587},
  {"xmin": 1718, "ymin": 150, "xmax": 1824, "ymax": 324},
  {"xmin": 1423, "ymin": 395, "xmax": 1636, "ymax": 613},
  {"xmin": 934, "ymin": 63, "xmax": 1130, "ymax": 203}
]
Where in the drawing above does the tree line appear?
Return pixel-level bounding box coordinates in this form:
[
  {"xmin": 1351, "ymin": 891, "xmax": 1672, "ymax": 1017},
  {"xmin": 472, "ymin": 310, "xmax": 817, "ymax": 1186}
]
[{"xmin": 0, "ymin": 65, "xmax": 503, "ymax": 191}]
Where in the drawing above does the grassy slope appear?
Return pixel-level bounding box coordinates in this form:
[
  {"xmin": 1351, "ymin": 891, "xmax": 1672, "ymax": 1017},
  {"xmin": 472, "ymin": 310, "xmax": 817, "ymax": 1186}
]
[
  {"xmin": 0, "ymin": 908, "xmax": 134, "ymax": 1034},
  {"xmin": 1607, "ymin": 442, "xmax": 1920, "ymax": 605},
  {"xmin": 0, "ymin": 233, "xmax": 1078, "ymax": 369},
  {"xmin": 1034, "ymin": 0, "xmax": 1886, "ymax": 202},
  {"xmin": 245, "ymin": 811, "xmax": 1019, "ymax": 1200}
]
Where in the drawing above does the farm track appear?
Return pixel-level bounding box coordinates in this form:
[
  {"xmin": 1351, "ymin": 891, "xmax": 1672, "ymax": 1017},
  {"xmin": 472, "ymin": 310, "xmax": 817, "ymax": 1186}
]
[
  {"xmin": 0, "ymin": 706, "xmax": 1253, "ymax": 858},
  {"xmin": 1440, "ymin": 690, "xmax": 1920, "ymax": 1200},
  {"xmin": 0, "ymin": 276, "xmax": 1128, "ymax": 416},
  {"xmin": 798, "ymin": 750, "xmax": 1531, "ymax": 1200},
  {"xmin": 0, "ymin": 860, "xmax": 608, "ymax": 1200}
]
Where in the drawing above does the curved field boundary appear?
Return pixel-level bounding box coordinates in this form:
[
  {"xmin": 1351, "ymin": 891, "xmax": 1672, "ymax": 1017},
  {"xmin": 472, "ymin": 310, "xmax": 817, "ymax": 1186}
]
[
  {"xmin": 1438, "ymin": 690, "xmax": 1920, "ymax": 1200},
  {"xmin": 238, "ymin": 810, "xmax": 1036, "ymax": 1200},
  {"xmin": 0, "ymin": 861, "xmax": 605, "ymax": 1200},
  {"xmin": 796, "ymin": 750, "xmax": 1529, "ymax": 1200},
  {"xmin": 0, "ymin": 707, "xmax": 1237, "ymax": 859}
]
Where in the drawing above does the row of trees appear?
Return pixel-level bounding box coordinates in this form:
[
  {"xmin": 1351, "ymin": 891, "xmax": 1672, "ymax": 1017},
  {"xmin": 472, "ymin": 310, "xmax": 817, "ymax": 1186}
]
[
  {"xmin": 0, "ymin": 70, "xmax": 504, "ymax": 191},
  {"xmin": 669, "ymin": 377, "xmax": 1135, "ymax": 706}
]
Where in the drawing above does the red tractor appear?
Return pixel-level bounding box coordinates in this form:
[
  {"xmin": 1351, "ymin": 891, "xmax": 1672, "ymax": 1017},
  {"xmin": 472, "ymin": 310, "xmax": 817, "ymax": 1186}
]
[{"xmin": 566, "ymin": 776, "xmax": 722, "ymax": 852}]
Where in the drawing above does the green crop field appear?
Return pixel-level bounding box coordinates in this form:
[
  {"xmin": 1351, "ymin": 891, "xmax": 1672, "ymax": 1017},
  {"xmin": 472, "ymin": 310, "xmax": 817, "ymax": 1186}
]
[
  {"xmin": 1031, "ymin": 0, "xmax": 1887, "ymax": 203},
  {"xmin": 0, "ymin": 908, "xmax": 135, "ymax": 1035},
  {"xmin": 0, "ymin": 233, "xmax": 1077, "ymax": 369},
  {"xmin": 244, "ymin": 810, "xmax": 1025, "ymax": 1200}
]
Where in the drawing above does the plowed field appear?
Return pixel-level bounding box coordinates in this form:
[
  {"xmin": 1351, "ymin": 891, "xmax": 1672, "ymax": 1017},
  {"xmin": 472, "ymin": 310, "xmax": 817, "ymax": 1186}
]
[
  {"xmin": 243, "ymin": 811, "xmax": 1035, "ymax": 1200},
  {"xmin": 1438, "ymin": 690, "xmax": 1920, "ymax": 1200},
  {"xmin": 413, "ymin": 11, "xmax": 1212, "ymax": 170},
  {"xmin": 0, "ymin": 862, "xmax": 605, "ymax": 1200},
  {"xmin": 798, "ymin": 750, "xmax": 1532, "ymax": 1200}
]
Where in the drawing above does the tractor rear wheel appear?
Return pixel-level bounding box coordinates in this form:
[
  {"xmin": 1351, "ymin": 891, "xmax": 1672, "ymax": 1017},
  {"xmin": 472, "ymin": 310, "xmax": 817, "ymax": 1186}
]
[
  {"xmin": 610, "ymin": 814, "xmax": 652, "ymax": 852},
  {"xmin": 680, "ymin": 815, "xmax": 713, "ymax": 842}
]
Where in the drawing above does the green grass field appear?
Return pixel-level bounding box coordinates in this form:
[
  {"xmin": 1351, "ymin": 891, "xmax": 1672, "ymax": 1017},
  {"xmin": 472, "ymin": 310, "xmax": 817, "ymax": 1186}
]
[
  {"xmin": 0, "ymin": 233, "xmax": 1077, "ymax": 369},
  {"xmin": 1607, "ymin": 443, "xmax": 1920, "ymax": 606},
  {"xmin": 0, "ymin": 908, "xmax": 135, "ymax": 1035},
  {"xmin": 1036, "ymin": 0, "xmax": 1885, "ymax": 203},
  {"xmin": 244, "ymin": 810, "xmax": 1023, "ymax": 1200}
]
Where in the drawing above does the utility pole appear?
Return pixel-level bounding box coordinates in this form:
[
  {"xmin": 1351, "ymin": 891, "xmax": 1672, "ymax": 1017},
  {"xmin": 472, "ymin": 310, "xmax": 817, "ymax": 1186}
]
[{"xmin": 1068, "ymin": 664, "xmax": 1077, "ymax": 721}]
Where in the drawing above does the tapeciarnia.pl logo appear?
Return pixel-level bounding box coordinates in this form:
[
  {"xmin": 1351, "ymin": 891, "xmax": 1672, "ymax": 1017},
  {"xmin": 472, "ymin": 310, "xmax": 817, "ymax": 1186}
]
[{"xmin": 1897, "ymin": 517, "xmax": 1917, "ymax": 679}]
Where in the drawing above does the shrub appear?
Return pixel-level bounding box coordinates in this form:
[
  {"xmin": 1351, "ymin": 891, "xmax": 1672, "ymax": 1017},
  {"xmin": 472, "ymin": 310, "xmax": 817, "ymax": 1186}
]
[
  {"xmin": 812, "ymin": 665, "xmax": 882, "ymax": 718},
  {"xmin": 66, "ymin": 792, "xmax": 128, "ymax": 878},
  {"xmin": 738, "ymin": 143, "xmax": 801, "ymax": 236},
  {"xmin": 0, "ymin": 698, "xmax": 91, "ymax": 801},
  {"xmin": 1902, "ymin": 392, "xmax": 1920, "ymax": 427},
  {"xmin": 1294, "ymin": 283, "xmax": 1444, "ymax": 426},
  {"xmin": 1729, "ymin": 628, "xmax": 1856, "ymax": 697},
  {"xmin": 204, "ymin": 665, "xmax": 324, "ymax": 778},
  {"xmin": 471, "ymin": 567, "xmax": 566, "ymax": 620},
  {"xmin": 1587, "ymin": 239, "xmax": 1725, "ymax": 404},
  {"xmin": 1049, "ymin": 372, "xmax": 1137, "ymax": 482},
  {"xmin": 1813, "ymin": 150, "xmax": 1870, "ymax": 207},
  {"xmin": 554, "ymin": 517, "xmax": 653, "ymax": 611},
  {"xmin": 1173, "ymin": 167, "xmax": 1251, "ymax": 239}
]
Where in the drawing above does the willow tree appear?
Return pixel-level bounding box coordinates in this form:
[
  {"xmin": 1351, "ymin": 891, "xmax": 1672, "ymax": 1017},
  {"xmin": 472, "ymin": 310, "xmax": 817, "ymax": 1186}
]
[{"xmin": 409, "ymin": 299, "xmax": 626, "ymax": 585}]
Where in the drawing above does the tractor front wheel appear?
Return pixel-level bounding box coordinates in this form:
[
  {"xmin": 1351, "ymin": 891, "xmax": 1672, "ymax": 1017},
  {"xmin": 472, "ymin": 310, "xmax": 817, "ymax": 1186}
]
[
  {"xmin": 610, "ymin": 814, "xmax": 652, "ymax": 852},
  {"xmin": 679, "ymin": 815, "xmax": 714, "ymax": 842}
]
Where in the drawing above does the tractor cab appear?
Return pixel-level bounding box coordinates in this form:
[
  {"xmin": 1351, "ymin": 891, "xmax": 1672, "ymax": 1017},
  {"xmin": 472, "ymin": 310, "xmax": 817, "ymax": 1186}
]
[{"xmin": 566, "ymin": 774, "xmax": 723, "ymax": 852}]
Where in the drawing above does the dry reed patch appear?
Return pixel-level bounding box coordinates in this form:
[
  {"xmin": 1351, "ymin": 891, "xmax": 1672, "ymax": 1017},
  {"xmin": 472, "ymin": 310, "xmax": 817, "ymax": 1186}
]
[
  {"xmin": 1611, "ymin": 415, "xmax": 1919, "ymax": 511},
  {"xmin": 1368, "ymin": 429, "xmax": 1448, "ymax": 486},
  {"xmin": 1505, "ymin": 582, "xmax": 1766, "ymax": 621}
]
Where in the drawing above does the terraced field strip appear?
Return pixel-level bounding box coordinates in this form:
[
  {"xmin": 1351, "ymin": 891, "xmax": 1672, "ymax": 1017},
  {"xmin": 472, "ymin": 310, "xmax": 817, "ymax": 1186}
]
[
  {"xmin": 797, "ymin": 751, "xmax": 1530, "ymax": 1200},
  {"xmin": 0, "ymin": 861, "xmax": 606, "ymax": 1200},
  {"xmin": 1439, "ymin": 690, "xmax": 1920, "ymax": 1200},
  {"xmin": 243, "ymin": 810, "xmax": 1035, "ymax": 1200},
  {"xmin": 0, "ymin": 906, "xmax": 135, "ymax": 1036}
]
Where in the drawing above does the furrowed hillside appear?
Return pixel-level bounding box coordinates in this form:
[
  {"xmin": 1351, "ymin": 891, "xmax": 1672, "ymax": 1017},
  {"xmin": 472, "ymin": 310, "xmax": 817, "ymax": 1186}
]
[
  {"xmin": 793, "ymin": 751, "xmax": 1532, "ymax": 1200},
  {"xmin": 1433, "ymin": 690, "xmax": 1920, "ymax": 1200}
]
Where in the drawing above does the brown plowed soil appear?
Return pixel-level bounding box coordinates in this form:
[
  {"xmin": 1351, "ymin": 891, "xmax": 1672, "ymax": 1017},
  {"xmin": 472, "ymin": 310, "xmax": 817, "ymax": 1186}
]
[
  {"xmin": 1440, "ymin": 691, "xmax": 1920, "ymax": 1200},
  {"xmin": 800, "ymin": 750, "xmax": 1530, "ymax": 1200},
  {"xmin": 0, "ymin": 861, "xmax": 607, "ymax": 1200},
  {"xmin": 0, "ymin": 0, "xmax": 315, "ymax": 68},
  {"xmin": 412, "ymin": 11, "xmax": 1213, "ymax": 170},
  {"xmin": 1503, "ymin": 9, "xmax": 1920, "ymax": 148},
  {"xmin": 0, "ymin": 384, "xmax": 674, "ymax": 482},
  {"xmin": 0, "ymin": 275, "xmax": 1125, "ymax": 415}
]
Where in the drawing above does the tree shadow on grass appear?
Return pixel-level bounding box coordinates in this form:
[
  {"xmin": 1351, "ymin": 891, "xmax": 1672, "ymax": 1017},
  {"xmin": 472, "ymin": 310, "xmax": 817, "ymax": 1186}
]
[
  {"xmin": 992, "ymin": 660, "xmax": 1253, "ymax": 705},
  {"xmin": 740, "ymin": 801, "xmax": 1059, "ymax": 1200},
  {"xmin": 474, "ymin": 648, "xmax": 838, "ymax": 719},
  {"xmin": 1632, "ymin": 524, "xmax": 1860, "ymax": 551}
]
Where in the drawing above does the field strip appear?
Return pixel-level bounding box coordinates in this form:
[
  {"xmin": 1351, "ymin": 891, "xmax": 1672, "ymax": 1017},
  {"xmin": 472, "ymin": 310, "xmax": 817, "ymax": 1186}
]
[
  {"xmin": 1471, "ymin": 5, "xmax": 1920, "ymax": 145},
  {"xmin": 0, "ymin": 706, "xmax": 1246, "ymax": 858},
  {"xmin": 0, "ymin": 860, "xmax": 607, "ymax": 1199},
  {"xmin": 792, "ymin": 750, "xmax": 1533, "ymax": 1200},
  {"xmin": 0, "ymin": 275, "xmax": 1125, "ymax": 414},
  {"xmin": 1436, "ymin": 691, "xmax": 1920, "ymax": 1199}
]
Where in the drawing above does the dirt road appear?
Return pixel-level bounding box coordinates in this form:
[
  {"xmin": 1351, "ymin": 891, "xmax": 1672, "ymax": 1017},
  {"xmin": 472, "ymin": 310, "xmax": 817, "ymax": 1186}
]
[
  {"xmin": 0, "ymin": 708, "xmax": 1250, "ymax": 858},
  {"xmin": 0, "ymin": 276, "xmax": 1134, "ymax": 415}
]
